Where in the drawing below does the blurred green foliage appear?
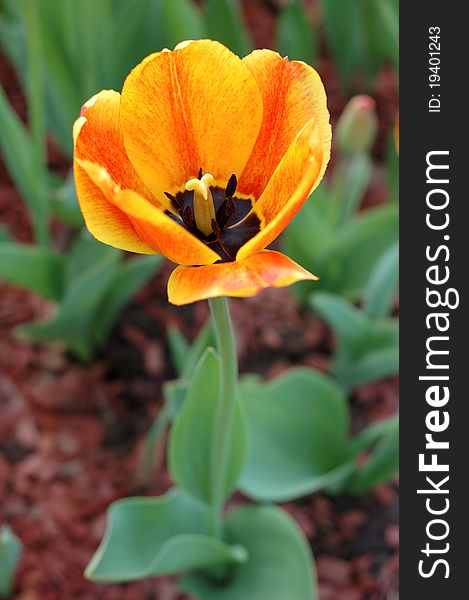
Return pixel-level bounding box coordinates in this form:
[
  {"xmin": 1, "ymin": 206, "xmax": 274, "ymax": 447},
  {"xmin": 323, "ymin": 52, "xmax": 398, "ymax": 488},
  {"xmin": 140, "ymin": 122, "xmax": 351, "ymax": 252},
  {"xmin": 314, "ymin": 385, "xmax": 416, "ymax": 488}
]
[
  {"xmin": 0, "ymin": 524, "xmax": 22, "ymax": 598},
  {"xmin": 0, "ymin": 0, "xmax": 163, "ymax": 360},
  {"xmin": 321, "ymin": 0, "xmax": 398, "ymax": 88}
]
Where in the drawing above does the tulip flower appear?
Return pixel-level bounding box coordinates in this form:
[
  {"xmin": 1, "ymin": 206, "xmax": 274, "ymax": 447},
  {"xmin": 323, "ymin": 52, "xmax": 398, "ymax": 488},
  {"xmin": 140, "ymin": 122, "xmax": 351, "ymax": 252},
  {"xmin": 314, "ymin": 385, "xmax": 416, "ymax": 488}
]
[{"xmin": 73, "ymin": 40, "xmax": 331, "ymax": 305}]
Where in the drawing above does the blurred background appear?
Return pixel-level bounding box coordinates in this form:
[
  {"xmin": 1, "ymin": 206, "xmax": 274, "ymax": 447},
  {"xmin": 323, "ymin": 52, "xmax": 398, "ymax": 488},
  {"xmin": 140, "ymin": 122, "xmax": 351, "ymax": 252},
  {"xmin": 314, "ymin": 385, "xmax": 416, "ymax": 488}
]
[{"xmin": 0, "ymin": 1, "xmax": 398, "ymax": 598}]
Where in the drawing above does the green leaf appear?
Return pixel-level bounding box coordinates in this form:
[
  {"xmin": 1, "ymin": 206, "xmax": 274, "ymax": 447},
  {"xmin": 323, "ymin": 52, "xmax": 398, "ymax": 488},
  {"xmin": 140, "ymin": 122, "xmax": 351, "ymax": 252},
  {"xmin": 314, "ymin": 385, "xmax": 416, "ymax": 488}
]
[
  {"xmin": 19, "ymin": 248, "xmax": 121, "ymax": 360},
  {"xmin": 311, "ymin": 292, "xmax": 369, "ymax": 349},
  {"xmin": 51, "ymin": 172, "xmax": 84, "ymax": 227},
  {"xmin": 326, "ymin": 414, "xmax": 398, "ymax": 494},
  {"xmin": 64, "ymin": 232, "xmax": 120, "ymax": 289},
  {"xmin": 93, "ymin": 254, "xmax": 162, "ymax": 348},
  {"xmin": 167, "ymin": 320, "xmax": 215, "ymax": 379},
  {"xmin": 85, "ymin": 488, "xmax": 247, "ymax": 583},
  {"xmin": 331, "ymin": 154, "xmax": 373, "ymax": 226},
  {"xmin": 0, "ymin": 85, "xmax": 47, "ymax": 217},
  {"xmin": 363, "ymin": 242, "xmax": 399, "ymax": 318},
  {"xmin": 321, "ymin": 0, "xmax": 398, "ymax": 88},
  {"xmin": 0, "ymin": 242, "xmax": 65, "ymax": 299},
  {"xmin": 343, "ymin": 346, "xmax": 399, "ymax": 390},
  {"xmin": 111, "ymin": 0, "xmax": 169, "ymax": 82},
  {"xmin": 167, "ymin": 326, "xmax": 190, "ymax": 375},
  {"xmin": 163, "ymin": 379, "xmax": 189, "ymax": 417},
  {"xmin": 318, "ymin": 203, "xmax": 399, "ymax": 298},
  {"xmin": 312, "ymin": 292, "xmax": 398, "ymax": 390},
  {"xmin": 169, "ymin": 349, "xmax": 248, "ymax": 504},
  {"xmin": 162, "ymin": 0, "xmax": 205, "ymax": 43},
  {"xmin": 204, "ymin": 0, "xmax": 252, "ymax": 56},
  {"xmin": 0, "ymin": 225, "xmax": 14, "ymax": 243},
  {"xmin": 346, "ymin": 415, "xmax": 398, "ymax": 493},
  {"xmin": 276, "ymin": 0, "xmax": 318, "ymax": 64},
  {"xmin": 0, "ymin": 524, "xmax": 22, "ymax": 597},
  {"xmin": 181, "ymin": 505, "xmax": 316, "ymax": 600},
  {"xmin": 239, "ymin": 368, "xmax": 350, "ymax": 502},
  {"xmin": 348, "ymin": 414, "xmax": 398, "ymax": 456}
]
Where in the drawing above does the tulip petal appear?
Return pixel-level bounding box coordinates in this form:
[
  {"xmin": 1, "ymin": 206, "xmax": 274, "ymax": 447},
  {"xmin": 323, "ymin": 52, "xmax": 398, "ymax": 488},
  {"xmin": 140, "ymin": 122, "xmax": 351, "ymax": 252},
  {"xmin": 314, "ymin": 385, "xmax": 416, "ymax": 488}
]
[
  {"xmin": 237, "ymin": 119, "xmax": 324, "ymax": 261},
  {"xmin": 167, "ymin": 250, "xmax": 317, "ymax": 305},
  {"xmin": 120, "ymin": 40, "xmax": 264, "ymax": 200},
  {"xmin": 74, "ymin": 90, "xmax": 159, "ymax": 253},
  {"xmin": 239, "ymin": 50, "xmax": 331, "ymax": 199},
  {"xmin": 78, "ymin": 160, "xmax": 220, "ymax": 266}
]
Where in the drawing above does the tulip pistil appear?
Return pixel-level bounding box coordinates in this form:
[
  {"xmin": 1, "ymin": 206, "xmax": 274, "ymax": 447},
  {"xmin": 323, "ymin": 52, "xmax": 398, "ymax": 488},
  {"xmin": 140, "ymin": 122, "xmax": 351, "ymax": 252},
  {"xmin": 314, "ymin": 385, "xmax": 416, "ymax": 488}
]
[
  {"xmin": 185, "ymin": 173, "xmax": 216, "ymax": 236},
  {"xmin": 164, "ymin": 170, "xmax": 260, "ymax": 262}
]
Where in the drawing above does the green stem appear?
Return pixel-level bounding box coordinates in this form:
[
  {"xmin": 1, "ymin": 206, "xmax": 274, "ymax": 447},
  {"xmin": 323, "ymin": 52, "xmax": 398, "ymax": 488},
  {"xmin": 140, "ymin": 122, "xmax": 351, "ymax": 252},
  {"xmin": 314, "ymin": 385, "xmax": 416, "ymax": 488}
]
[{"xmin": 208, "ymin": 297, "xmax": 238, "ymax": 540}]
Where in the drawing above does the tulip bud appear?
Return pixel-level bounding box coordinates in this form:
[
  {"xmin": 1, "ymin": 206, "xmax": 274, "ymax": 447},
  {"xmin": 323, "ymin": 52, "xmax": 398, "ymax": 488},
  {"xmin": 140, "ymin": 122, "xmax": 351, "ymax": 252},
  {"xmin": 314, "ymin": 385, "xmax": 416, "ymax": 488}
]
[{"xmin": 336, "ymin": 95, "xmax": 378, "ymax": 154}]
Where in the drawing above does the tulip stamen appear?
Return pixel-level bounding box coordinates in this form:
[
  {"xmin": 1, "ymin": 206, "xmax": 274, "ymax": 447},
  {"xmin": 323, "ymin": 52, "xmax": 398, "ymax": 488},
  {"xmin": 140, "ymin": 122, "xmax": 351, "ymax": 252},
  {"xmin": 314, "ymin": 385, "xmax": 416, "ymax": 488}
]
[
  {"xmin": 209, "ymin": 218, "xmax": 235, "ymax": 260},
  {"xmin": 185, "ymin": 173, "xmax": 216, "ymax": 237},
  {"xmin": 164, "ymin": 191, "xmax": 180, "ymax": 212},
  {"xmin": 225, "ymin": 173, "xmax": 237, "ymax": 198}
]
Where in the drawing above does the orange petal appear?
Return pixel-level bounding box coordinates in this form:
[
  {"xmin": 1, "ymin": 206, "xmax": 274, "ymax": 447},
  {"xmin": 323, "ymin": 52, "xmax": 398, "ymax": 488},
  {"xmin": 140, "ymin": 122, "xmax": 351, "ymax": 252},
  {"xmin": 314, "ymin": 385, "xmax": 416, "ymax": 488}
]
[
  {"xmin": 167, "ymin": 250, "xmax": 317, "ymax": 305},
  {"xmin": 238, "ymin": 50, "xmax": 331, "ymax": 199},
  {"xmin": 74, "ymin": 90, "xmax": 154, "ymax": 202},
  {"xmin": 237, "ymin": 119, "xmax": 325, "ymax": 261},
  {"xmin": 73, "ymin": 90, "xmax": 156, "ymax": 253},
  {"xmin": 120, "ymin": 39, "xmax": 264, "ymax": 200},
  {"xmin": 78, "ymin": 160, "xmax": 219, "ymax": 266}
]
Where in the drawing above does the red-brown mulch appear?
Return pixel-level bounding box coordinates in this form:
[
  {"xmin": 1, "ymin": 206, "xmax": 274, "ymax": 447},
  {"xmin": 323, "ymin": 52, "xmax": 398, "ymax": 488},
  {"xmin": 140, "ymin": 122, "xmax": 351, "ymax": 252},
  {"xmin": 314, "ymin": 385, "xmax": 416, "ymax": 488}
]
[{"xmin": 1, "ymin": 272, "xmax": 398, "ymax": 600}]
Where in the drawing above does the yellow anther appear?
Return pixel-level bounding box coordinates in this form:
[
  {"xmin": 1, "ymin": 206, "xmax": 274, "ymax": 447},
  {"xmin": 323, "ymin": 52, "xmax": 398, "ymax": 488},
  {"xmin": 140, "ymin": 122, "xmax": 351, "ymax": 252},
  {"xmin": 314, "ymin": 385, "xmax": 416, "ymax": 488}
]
[{"xmin": 185, "ymin": 173, "xmax": 216, "ymax": 236}]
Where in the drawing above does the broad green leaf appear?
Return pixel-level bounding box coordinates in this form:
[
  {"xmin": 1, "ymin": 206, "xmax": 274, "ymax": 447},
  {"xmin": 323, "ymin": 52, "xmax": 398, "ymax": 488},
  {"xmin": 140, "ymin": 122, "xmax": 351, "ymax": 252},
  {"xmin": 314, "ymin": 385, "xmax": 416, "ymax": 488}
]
[
  {"xmin": 93, "ymin": 254, "xmax": 162, "ymax": 348},
  {"xmin": 311, "ymin": 292, "xmax": 369, "ymax": 349},
  {"xmin": 313, "ymin": 292, "xmax": 398, "ymax": 390},
  {"xmin": 342, "ymin": 346, "xmax": 399, "ymax": 390},
  {"xmin": 363, "ymin": 242, "xmax": 399, "ymax": 318},
  {"xmin": 318, "ymin": 203, "xmax": 399, "ymax": 298},
  {"xmin": 169, "ymin": 349, "xmax": 248, "ymax": 503},
  {"xmin": 346, "ymin": 415, "xmax": 398, "ymax": 493},
  {"xmin": 181, "ymin": 505, "xmax": 316, "ymax": 600},
  {"xmin": 348, "ymin": 414, "xmax": 398, "ymax": 456},
  {"xmin": 163, "ymin": 0, "xmax": 205, "ymax": 43},
  {"xmin": 163, "ymin": 379, "xmax": 189, "ymax": 417},
  {"xmin": 277, "ymin": 0, "xmax": 318, "ymax": 64},
  {"xmin": 204, "ymin": 0, "xmax": 252, "ymax": 56},
  {"xmin": 19, "ymin": 249, "xmax": 121, "ymax": 360},
  {"xmin": 0, "ymin": 524, "xmax": 22, "ymax": 597},
  {"xmin": 85, "ymin": 488, "xmax": 247, "ymax": 583},
  {"xmin": 239, "ymin": 368, "xmax": 350, "ymax": 502},
  {"xmin": 0, "ymin": 242, "xmax": 64, "ymax": 300},
  {"xmin": 65, "ymin": 233, "xmax": 120, "ymax": 289},
  {"xmin": 327, "ymin": 414, "xmax": 398, "ymax": 494}
]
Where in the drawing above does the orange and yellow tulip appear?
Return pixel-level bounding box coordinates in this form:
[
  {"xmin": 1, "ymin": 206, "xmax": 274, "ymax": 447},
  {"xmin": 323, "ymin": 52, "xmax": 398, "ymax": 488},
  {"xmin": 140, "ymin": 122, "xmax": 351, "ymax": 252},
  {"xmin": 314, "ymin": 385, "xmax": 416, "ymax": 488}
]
[{"xmin": 73, "ymin": 40, "xmax": 331, "ymax": 305}]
